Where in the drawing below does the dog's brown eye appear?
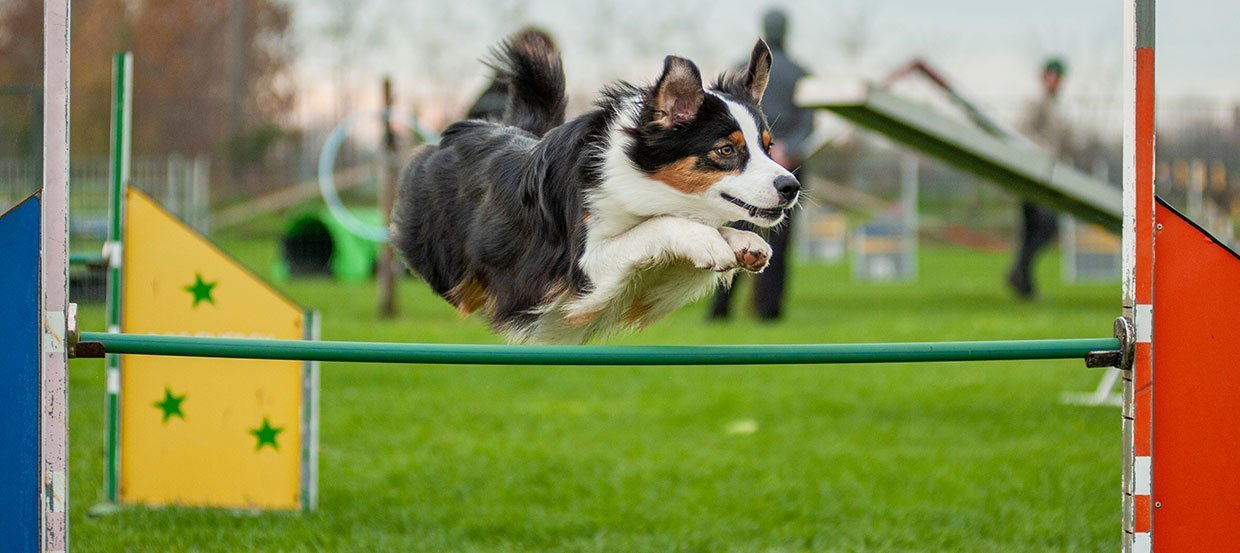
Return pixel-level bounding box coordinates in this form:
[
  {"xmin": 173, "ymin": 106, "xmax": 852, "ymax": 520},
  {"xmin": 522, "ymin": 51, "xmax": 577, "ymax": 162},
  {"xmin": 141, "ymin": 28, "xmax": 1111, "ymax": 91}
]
[{"xmin": 715, "ymin": 145, "xmax": 736, "ymax": 157}]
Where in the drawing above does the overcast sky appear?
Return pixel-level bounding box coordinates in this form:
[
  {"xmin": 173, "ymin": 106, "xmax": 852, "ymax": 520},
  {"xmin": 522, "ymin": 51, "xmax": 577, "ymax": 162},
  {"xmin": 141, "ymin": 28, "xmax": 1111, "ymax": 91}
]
[{"xmin": 290, "ymin": 0, "xmax": 1240, "ymax": 129}]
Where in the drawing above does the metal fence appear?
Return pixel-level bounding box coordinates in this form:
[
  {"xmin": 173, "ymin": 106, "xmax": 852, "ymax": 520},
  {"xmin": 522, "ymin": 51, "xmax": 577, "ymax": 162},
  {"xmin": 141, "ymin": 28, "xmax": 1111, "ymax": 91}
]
[{"xmin": 0, "ymin": 155, "xmax": 210, "ymax": 249}]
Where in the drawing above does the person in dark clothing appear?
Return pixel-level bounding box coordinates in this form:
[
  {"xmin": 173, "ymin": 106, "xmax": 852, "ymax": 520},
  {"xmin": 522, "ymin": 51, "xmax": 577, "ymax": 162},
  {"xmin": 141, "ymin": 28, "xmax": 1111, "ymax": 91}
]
[
  {"xmin": 710, "ymin": 8, "xmax": 814, "ymax": 321},
  {"xmin": 466, "ymin": 78, "xmax": 508, "ymax": 120},
  {"xmin": 1007, "ymin": 58, "xmax": 1073, "ymax": 299}
]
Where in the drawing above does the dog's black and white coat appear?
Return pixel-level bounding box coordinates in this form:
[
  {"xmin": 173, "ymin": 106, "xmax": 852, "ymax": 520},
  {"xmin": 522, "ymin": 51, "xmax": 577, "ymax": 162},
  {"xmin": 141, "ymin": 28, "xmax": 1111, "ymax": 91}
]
[{"xmin": 392, "ymin": 31, "xmax": 800, "ymax": 344}]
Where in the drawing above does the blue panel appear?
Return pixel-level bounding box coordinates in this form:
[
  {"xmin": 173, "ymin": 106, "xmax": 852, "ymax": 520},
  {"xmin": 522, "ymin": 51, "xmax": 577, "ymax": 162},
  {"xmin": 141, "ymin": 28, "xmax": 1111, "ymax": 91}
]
[{"xmin": 0, "ymin": 195, "xmax": 41, "ymax": 553}]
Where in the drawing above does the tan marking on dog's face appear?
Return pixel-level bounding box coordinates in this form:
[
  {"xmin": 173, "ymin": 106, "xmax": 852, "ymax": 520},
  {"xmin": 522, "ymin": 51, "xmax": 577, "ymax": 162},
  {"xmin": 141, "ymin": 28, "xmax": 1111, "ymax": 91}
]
[
  {"xmin": 728, "ymin": 130, "xmax": 746, "ymax": 150},
  {"xmin": 651, "ymin": 132, "xmax": 747, "ymax": 195},
  {"xmin": 448, "ymin": 277, "xmax": 488, "ymax": 317},
  {"xmin": 761, "ymin": 130, "xmax": 772, "ymax": 151},
  {"xmin": 651, "ymin": 157, "xmax": 727, "ymax": 195}
]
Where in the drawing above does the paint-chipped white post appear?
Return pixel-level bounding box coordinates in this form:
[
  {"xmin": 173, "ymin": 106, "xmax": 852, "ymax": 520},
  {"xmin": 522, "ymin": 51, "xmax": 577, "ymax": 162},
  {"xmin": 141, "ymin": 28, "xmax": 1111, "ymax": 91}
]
[
  {"xmin": 1121, "ymin": 0, "xmax": 1155, "ymax": 551},
  {"xmin": 41, "ymin": 0, "xmax": 71, "ymax": 551}
]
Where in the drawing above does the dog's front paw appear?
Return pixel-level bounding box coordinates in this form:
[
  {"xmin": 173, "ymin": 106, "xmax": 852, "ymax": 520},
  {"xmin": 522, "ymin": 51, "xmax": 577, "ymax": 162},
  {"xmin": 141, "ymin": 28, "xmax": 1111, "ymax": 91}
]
[
  {"xmin": 734, "ymin": 246, "xmax": 770, "ymax": 272},
  {"xmin": 680, "ymin": 229, "xmax": 738, "ymax": 272},
  {"xmin": 719, "ymin": 228, "xmax": 772, "ymax": 273}
]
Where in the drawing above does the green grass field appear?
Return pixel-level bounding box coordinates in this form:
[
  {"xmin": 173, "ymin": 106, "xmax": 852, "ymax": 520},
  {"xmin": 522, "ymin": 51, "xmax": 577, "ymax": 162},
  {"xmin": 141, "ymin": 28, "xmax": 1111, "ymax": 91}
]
[{"xmin": 69, "ymin": 235, "xmax": 1121, "ymax": 551}]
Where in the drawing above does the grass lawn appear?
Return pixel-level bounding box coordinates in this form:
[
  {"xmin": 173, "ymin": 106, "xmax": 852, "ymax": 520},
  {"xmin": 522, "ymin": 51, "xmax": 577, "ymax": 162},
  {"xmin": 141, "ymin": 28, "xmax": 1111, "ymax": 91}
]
[{"xmin": 68, "ymin": 234, "xmax": 1121, "ymax": 551}]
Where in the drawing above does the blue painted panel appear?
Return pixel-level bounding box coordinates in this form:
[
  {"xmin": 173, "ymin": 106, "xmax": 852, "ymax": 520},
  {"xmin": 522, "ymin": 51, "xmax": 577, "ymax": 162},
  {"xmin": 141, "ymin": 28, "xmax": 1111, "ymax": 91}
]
[{"xmin": 0, "ymin": 195, "xmax": 41, "ymax": 553}]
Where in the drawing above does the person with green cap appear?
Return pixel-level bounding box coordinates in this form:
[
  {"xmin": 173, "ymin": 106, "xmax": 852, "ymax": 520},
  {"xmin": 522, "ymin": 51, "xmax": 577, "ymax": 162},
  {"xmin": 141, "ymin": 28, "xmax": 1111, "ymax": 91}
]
[{"xmin": 1008, "ymin": 57, "xmax": 1076, "ymax": 299}]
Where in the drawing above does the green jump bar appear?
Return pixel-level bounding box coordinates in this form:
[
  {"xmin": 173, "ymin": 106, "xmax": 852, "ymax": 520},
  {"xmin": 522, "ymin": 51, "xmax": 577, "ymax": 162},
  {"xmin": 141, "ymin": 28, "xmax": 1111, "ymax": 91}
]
[
  {"xmin": 76, "ymin": 332, "xmax": 1119, "ymax": 366},
  {"xmin": 69, "ymin": 253, "xmax": 105, "ymax": 265}
]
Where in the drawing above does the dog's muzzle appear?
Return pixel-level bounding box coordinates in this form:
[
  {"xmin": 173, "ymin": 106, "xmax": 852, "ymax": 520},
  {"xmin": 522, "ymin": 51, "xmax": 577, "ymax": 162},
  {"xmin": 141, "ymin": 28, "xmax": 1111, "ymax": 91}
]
[{"xmin": 721, "ymin": 193, "xmax": 787, "ymax": 220}]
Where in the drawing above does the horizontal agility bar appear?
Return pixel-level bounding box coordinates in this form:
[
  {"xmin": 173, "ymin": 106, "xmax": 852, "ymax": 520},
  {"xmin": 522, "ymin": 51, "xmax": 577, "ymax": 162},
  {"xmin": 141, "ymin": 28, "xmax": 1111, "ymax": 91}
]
[
  {"xmin": 69, "ymin": 253, "xmax": 105, "ymax": 266},
  {"xmin": 75, "ymin": 332, "xmax": 1119, "ymax": 366}
]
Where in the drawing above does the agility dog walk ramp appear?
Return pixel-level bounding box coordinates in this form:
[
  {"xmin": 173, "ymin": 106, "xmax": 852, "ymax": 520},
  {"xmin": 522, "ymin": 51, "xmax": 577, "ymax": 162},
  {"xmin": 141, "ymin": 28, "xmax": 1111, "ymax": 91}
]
[{"xmin": 797, "ymin": 79, "xmax": 1121, "ymax": 231}]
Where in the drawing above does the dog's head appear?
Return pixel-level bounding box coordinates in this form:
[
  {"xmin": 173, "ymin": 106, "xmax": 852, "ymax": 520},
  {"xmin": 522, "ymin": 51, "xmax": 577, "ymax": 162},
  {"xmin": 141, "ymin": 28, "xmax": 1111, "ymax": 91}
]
[{"xmin": 623, "ymin": 39, "xmax": 800, "ymax": 228}]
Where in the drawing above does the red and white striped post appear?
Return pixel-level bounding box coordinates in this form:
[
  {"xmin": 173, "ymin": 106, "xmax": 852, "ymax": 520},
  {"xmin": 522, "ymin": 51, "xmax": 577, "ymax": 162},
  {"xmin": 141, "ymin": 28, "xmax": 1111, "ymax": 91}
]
[
  {"xmin": 1121, "ymin": 0, "xmax": 1154, "ymax": 551},
  {"xmin": 1121, "ymin": 0, "xmax": 1240, "ymax": 547}
]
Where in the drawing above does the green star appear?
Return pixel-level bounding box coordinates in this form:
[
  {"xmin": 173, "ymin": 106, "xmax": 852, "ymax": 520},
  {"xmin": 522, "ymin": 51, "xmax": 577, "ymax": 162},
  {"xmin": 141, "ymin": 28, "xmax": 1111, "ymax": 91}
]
[
  {"xmin": 153, "ymin": 387, "xmax": 186, "ymax": 423},
  {"xmin": 183, "ymin": 272, "xmax": 217, "ymax": 308},
  {"xmin": 249, "ymin": 417, "xmax": 283, "ymax": 451}
]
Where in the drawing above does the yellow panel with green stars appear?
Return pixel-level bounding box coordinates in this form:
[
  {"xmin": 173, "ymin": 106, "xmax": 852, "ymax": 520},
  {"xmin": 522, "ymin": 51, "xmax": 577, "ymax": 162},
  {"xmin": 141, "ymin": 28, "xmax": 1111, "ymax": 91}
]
[{"xmin": 120, "ymin": 188, "xmax": 313, "ymax": 510}]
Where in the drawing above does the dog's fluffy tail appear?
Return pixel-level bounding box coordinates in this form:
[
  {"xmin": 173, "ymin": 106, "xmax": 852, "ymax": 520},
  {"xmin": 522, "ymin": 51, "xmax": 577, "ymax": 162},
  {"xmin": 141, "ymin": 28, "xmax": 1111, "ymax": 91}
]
[{"xmin": 486, "ymin": 28, "xmax": 566, "ymax": 137}]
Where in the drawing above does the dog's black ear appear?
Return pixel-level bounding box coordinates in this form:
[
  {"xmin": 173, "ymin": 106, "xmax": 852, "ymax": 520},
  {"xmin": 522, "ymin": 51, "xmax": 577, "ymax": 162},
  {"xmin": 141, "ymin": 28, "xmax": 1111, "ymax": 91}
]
[
  {"xmin": 741, "ymin": 39, "xmax": 772, "ymax": 104},
  {"xmin": 649, "ymin": 56, "xmax": 704, "ymax": 127}
]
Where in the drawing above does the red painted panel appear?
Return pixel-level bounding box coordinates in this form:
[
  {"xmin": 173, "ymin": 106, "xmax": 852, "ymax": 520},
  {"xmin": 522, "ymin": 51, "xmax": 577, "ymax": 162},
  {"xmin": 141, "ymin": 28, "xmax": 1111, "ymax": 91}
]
[
  {"xmin": 1134, "ymin": 47, "xmax": 1156, "ymax": 305},
  {"xmin": 1133, "ymin": 344, "xmax": 1153, "ymax": 456},
  {"xmin": 1152, "ymin": 200, "xmax": 1240, "ymax": 550},
  {"xmin": 1134, "ymin": 495, "xmax": 1151, "ymax": 533}
]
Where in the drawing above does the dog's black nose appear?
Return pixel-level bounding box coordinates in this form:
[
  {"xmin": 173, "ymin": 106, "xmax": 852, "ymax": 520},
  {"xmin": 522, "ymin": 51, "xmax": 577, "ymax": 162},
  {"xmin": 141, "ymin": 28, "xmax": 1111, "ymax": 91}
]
[{"xmin": 773, "ymin": 175, "xmax": 800, "ymax": 203}]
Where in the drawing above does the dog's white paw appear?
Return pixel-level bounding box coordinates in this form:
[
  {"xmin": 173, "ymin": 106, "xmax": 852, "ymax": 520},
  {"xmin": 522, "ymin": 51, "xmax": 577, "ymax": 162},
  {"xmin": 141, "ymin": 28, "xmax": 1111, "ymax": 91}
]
[
  {"xmin": 718, "ymin": 227, "xmax": 772, "ymax": 273},
  {"xmin": 679, "ymin": 228, "xmax": 738, "ymax": 272}
]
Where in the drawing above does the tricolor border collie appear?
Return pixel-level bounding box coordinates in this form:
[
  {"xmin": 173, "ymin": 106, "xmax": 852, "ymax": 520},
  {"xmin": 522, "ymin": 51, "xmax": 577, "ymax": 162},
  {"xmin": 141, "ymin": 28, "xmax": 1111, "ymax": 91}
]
[{"xmin": 392, "ymin": 30, "xmax": 800, "ymax": 344}]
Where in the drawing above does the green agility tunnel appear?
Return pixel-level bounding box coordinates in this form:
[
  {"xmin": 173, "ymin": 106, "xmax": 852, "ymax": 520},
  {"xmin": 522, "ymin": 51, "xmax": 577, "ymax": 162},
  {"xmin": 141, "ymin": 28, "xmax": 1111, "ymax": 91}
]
[{"xmin": 276, "ymin": 208, "xmax": 380, "ymax": 283}]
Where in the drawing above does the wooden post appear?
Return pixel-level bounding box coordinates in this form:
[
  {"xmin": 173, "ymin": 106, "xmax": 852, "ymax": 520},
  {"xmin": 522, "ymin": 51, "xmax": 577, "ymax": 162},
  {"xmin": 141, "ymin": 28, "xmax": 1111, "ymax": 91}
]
[{"xmin": 377, "ymin": 77, "xmax": 399, "ymax": 318}]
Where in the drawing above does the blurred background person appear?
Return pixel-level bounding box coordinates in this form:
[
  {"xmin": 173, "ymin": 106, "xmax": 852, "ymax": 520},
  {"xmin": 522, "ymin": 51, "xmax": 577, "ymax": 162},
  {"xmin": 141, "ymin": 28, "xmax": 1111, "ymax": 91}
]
[
  {"xmin": 1007, "ymin": 58, "xmax": 1076, "ymax": 299},
  {"xmin": 466, "ymin": 78, "xmax": 508, "ymax": 121},
  {"xmin": 710, "ymin": 7, "xmax": 814, "ymax": 322}
]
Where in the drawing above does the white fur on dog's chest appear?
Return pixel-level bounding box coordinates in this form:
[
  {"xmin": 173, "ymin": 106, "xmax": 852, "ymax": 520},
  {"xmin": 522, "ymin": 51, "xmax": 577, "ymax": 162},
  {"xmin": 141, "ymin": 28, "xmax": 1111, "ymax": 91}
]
[
  {"xmin": 596, "ymin": 260, "xmax": 723, "ymax": 327},
  {"xmin": 526, "ymin": 260, "xmax": 724, "ymax": 344},
  {"xmin": 514, "ymin": 214, "xmax": 768, "ymax": 344}
]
